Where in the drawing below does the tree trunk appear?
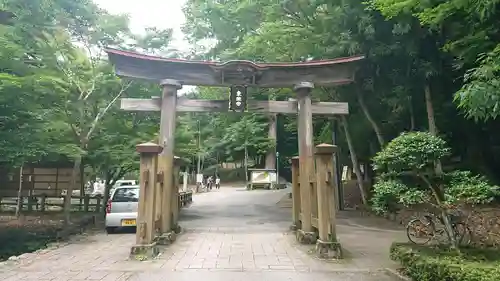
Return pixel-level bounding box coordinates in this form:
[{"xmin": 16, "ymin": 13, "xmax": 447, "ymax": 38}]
[
  {"xmin": 424, "ymin": 84, "xmax": 437, "ymax": 135},
  {"xmin": 102, "ymin": 181, "xmax": 113, "ymax": 217},
  {"xmin": 341, "ymin": 116, "xmax": 368, "ymax": 205},
  {"xmin": 15, "ymin": 164, "xmax": 23, "ymax": 218},
  {"xmin": 424, "ymin": 84, "xmax": 443, "ymax": 174},
  {"xmin": 408, "ymin": 96, "xmax": 416, "ymax": 131},
  {"xmin": 356, "ymin": 90, "xmax": 385, "ymax": 148},
  {"xmin": 441, "ymin": 210, "xmax": 458, "ymax": 249},
  {"xmin": 64, "ymin": 155, "xmax": 82, "ymax": 225},
  {"xmin": 216, "ymin": 152, "xmax": 219, "ymax": 175},
  {"xmin": 197, "ymin": 153, "xmax": 201, "ymax": 175},
  {"xmin": 244, "ymin": 142, "xmax": 249, "ymax": 186}
]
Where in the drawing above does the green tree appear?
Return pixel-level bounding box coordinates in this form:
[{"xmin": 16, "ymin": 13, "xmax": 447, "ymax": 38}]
[
  {"xmin": 221, "ymin": 114, "xmax": 274, "ymax": 183},
  {"xmin": 371, "ymin": 0, "xmax": 500, "ymax": 121},
  {"xmin": 0, "ymin": 0, "xmax": 103, "ymax": 166}
]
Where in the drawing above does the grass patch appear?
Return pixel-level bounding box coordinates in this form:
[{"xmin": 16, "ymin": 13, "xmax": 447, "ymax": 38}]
[{"xmin": 390, "ymin": 242, "xmax": 500, "ymax": 281}]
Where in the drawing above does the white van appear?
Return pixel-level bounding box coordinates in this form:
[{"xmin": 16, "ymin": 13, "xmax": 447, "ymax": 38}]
[{"xmin": 109, "ymin": 180, "xmax": 137, "ymax": 196}]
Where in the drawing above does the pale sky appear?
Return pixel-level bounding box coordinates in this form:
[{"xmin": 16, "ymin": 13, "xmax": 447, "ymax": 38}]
[
  {"xmin": 95, "ymin": 0, "xmax": 194, "ymax": 93},
  {"xmin": 95, "ymin": 0, "xmax": 190, "ymax": 52}
]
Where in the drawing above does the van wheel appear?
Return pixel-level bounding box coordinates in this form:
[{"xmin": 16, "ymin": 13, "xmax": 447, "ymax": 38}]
[{"xmin": 105, "ymin": 227, "xmax": 116, "ymax": 234}]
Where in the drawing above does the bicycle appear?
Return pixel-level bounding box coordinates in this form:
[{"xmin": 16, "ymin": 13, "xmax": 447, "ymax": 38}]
[{"xmin": 406, "ymin": 212, "xmax": 472, "ymax": 246}]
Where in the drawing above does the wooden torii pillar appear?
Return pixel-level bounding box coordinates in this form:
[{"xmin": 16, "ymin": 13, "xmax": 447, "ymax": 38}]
[
  {"xmin": 314, "ymin": 143, "xmax": 342, "ymax": 259},
  {"xmin": 130, "ymin": 142, "xmax": 162, "ymax": 259},
  {"xmin": 154, "ymin": 79, "xmax": 181, "ymax": 245},
  {"xmin": 295, "ymin": 82, "xmax": 316, "ymax": 243}
]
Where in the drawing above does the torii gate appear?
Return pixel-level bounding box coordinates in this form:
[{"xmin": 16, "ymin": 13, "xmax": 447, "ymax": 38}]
[{"xmin": 105, "ymin": 48, "xmax": 363, "ymax": 258}]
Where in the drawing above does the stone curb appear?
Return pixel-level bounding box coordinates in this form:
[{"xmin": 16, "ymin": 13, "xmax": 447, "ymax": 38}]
[{"xmin": 384, "ymin": 268, "xmax": 412, "ymax": 281}]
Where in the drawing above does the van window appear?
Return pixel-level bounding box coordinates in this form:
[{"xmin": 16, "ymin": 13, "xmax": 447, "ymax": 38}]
[
  {"xmin": 116, "ymin": 180, "xmax": 136, "ymax": 187},
  {"xmin": 112, "ymin": 187, "xmax": 139, "ymax": 202}
]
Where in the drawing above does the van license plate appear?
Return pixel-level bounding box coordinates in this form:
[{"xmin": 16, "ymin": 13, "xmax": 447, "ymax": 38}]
[{"xmin": 121, "ymin": 219, "xmax": 136, "ymax": 226}]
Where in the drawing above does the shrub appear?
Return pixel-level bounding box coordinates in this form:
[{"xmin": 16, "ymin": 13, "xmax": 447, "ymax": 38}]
[
  {"xmin": 390, "ymin": 243, "xmax": 500, "ymax": 281},
  {"xmin": 0, "ymin": 225, "xmax": 58, "ymax": 260},
  {"xmin": 372, "ymin": 131, "xmax": 499, "ymax": 247},
  {"xmin": 444, "ymin": 170, "xmax": 498, "ymax": 206},
  {"xmin": 373, "ymin": 131, "xmax": 450, "ymax": 175}
]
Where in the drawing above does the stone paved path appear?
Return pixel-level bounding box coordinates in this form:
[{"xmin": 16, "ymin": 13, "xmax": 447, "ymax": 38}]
[{"xmin": 0, "ymin": 187, "xmax": 405, "ymax": 281}]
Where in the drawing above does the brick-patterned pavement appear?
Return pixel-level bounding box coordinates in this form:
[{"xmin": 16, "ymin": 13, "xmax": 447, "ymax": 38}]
[{"xmin": 0, "ymin": 187, "xmax": 404, "ymax": 281}]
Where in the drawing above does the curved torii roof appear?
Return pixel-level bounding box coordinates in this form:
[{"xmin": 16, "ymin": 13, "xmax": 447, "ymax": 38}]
[{"xmin": 105, "ymin": 48, "xmax": 364, "ymax": 88}]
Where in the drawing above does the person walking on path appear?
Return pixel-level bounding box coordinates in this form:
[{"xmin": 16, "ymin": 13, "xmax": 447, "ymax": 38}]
[
  {"xmin": 207, "ymin": 176, "xmax": 213, "ymax": 190},
  {"xmin": 215, "ymin": 175, "xmax": 221, "ymax": 189}
]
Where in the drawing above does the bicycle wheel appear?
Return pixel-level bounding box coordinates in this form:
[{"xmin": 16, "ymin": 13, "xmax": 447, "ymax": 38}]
[
  {"xmin": 453, "ymin": 223, "xmax": 472, "ymax": 246},
  {"xmin": 406, "ymin": 218, "xmax": 433, "ymax": 245}
]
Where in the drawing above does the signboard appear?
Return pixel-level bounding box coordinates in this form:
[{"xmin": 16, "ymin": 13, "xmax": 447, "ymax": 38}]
[{"xmin": 250, "ymin": 170, "xmax": 277, "ymax": 185}]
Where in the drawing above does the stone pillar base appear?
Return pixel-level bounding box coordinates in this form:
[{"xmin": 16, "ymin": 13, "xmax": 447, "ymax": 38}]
[
  {"xmin": 315, "ymin": 239, "xmax": 342, "ymax": 259},
  {"xmin": 155, "ymin": 231, "xmax": 176, "ymax": 245},
  {"xmin": 296, "ymin": 229, "xmax": 317, "ymax": 244},
  {"xmin": 130, "ymin": 242, "xmax": 159, "ymax": 261}
]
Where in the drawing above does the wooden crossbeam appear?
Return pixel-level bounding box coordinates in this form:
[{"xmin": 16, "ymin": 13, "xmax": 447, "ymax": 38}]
[{"xmin": 121, "ymin": 98, "xmax": 348, "ymax": 115}]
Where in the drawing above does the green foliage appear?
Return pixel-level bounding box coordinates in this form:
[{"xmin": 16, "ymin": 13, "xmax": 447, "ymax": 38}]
[
  {"xmin": 390, "ymin": 242, "xmax": 500, "ymax": 281},
  {"xmin": 372, "ymin": 0, "xmax": 500, "ymax": 121},
  {"xmin": 221, "ymin": 115, "xmax": 273, "ymax": 158},
  {"xmin": 0, "ymin": 0, "xmax": 175, "ymax": 204},
  {"xmin": 373, "ymin": 131, "xmax": 450, "ymax": 175},
  {"xmin": 371, "ymin": 180, "xmax": 407, "ymax": 214},
  {"xmin": 444, "ymin": 170, "xmax": 499, "ymax": 206},
  {"xmin": 371, "ymin": 180, "xmax": 428, "ymax": 214},
  {"xmin": 455, "ymin": 45, "xmax": 500, "ymax": 120},
  {"xmin": 0, "ymin": 0, "xmax": 106, "ymax": 166},
  {"xmin": 171, "ymin": 87, "xmax": 276, "ymax": 172},
  {"xmin": 180, "ymin": 0, "xmax": 473, "ymax": 182},
  {"xmin": 0, "ymin": 75, "xmax": 49, "ymax": 166}
]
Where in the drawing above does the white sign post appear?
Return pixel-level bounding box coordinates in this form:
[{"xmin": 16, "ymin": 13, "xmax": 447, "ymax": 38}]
[
  {"xmin": 196, "ymin": 173, "xmax": 203, "ymax": 183},
  {"xmin": 195, "ymin": 173, "xmax": 204, "ymax": 193},
  {"xmin": 183, "ymin": 171, "xmax": 188, "ymax": 191}
]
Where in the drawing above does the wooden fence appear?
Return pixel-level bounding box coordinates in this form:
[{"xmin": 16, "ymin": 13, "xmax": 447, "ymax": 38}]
[
  {"xmin": 0, "ymin": 191, "xmax": 194, "ymax": 213},
  {"xmin": 178, "ymin": 191, "xmax": 193, "ymax": 208},
  {"xmin": 0, "ymin": 195, "xmax": 102, "ymax": 213}
]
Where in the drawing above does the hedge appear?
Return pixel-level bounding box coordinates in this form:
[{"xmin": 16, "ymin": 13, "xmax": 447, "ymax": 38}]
[
  {"xmin": 390, "ymin": 243, "xmax": 500, "ymax": 281},
  {"xmin": 0, "ymin": 225, "xmax": 59, "ymax": 260},
  {"xmin": 0, "ymin": 215, "xmax": 97, "ymax": 261}
]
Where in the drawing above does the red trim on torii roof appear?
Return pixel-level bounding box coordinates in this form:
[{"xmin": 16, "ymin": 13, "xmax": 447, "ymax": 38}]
[{"xmin": 104, "ymin": 48, "xmax": 365, "ymax": 68}]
